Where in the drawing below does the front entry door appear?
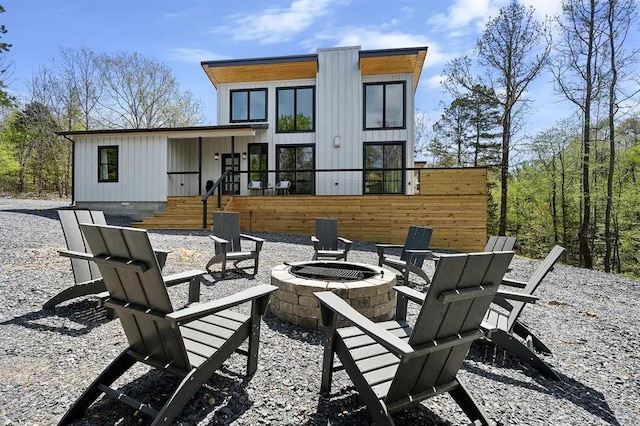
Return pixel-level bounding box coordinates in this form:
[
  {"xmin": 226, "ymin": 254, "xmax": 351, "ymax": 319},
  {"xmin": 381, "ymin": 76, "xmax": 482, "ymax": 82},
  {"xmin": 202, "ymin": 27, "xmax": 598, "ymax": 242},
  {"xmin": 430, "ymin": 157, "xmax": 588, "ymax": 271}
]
[{"xmin": 222, "ymin": 153, "xmax": 240, "ymax": 195}]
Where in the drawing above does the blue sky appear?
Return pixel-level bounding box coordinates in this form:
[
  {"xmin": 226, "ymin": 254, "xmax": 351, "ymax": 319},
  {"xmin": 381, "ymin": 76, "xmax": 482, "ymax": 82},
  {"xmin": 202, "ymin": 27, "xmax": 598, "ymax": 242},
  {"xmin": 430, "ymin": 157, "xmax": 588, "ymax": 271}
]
[{"xmin": 2, "ymin": 0, "xmax": 625, "ymax": 139}]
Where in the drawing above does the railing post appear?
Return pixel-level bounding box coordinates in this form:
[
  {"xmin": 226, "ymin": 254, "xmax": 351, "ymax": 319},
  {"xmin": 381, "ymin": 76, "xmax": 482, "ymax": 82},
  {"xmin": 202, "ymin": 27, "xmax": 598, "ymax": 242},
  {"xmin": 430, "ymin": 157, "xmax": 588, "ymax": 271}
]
[{"xmin": 202, "ymin": 199, "xmax": 208, "ymax": 229}]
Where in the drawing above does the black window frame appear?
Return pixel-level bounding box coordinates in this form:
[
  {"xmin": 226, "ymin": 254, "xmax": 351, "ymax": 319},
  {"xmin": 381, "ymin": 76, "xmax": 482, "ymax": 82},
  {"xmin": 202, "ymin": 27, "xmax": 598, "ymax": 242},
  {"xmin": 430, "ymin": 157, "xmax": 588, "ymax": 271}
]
[
  {"xmin": 363, "ymin": 81, "xmax": 406, "ymax": 130},
  {"xmin": 230, "ymin": 88, "xmax": 268, "ymax": 123},
  {"xmin": 275, "ymin": 86, "xmax": 315, "ymax": 133},
  {"xmin": 275, "ymin": 143, "xmax": 315, "ymax": 194},
  {"xmin": 98, "ymin": 145, "xmax": 119, "ymax": 183},
  {"xmin": 363, "ymin": 141, "xmax": 405, "ymax": 194},
  {"xmin": 248, "ymin": 143, "xmax": 269, "ymax": 185}
]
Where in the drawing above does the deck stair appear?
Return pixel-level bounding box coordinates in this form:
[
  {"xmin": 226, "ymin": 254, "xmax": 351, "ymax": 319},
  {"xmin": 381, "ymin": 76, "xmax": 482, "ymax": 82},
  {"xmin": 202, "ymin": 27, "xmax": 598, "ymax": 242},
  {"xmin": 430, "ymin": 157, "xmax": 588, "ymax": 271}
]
[{"xmin": 132, "ymin": 196, "xmax": 233, "ymax": 229}]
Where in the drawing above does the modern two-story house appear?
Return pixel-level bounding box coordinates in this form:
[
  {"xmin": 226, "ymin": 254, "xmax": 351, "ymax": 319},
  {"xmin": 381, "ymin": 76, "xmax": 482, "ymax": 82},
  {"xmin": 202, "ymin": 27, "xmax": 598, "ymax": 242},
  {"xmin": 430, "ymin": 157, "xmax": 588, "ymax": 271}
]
[{"xmin": 58, "ymin": 45, "xmax": 428, "ymax": 218}]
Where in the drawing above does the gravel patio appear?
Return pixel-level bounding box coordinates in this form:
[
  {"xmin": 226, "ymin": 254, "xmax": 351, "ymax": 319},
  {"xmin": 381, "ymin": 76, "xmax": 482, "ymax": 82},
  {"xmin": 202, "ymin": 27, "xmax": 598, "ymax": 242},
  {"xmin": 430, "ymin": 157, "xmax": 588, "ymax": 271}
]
[{"xmin": 0, "ymin": 198, "xmax": 638, "ymax": 425}]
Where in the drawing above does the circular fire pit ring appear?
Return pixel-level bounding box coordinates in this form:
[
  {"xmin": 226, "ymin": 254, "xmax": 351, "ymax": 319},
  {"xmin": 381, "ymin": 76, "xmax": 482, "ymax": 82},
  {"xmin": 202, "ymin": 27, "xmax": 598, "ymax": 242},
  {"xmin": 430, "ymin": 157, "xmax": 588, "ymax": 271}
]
[{"xmin": 270, "ymin": 261, "xmax": 397, "ymax": 329}]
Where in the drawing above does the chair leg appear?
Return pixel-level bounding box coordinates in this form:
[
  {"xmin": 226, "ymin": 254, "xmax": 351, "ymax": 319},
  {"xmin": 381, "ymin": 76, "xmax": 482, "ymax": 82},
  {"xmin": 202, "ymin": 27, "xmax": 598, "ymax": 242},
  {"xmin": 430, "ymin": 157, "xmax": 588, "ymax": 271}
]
[
  {"xmin": 58, "ymin": 350, "xmax": 137, "ymax": 425},
  {"xmin": 489, "ymin": 329, "xmax": 560, "ymax": 380},
  {"xmin": 448, "ymin": 379, "xmax": 492, "ymax": 426},
  {"xmin": 512, "ymin": 321, "xmax": 552, "ymax": 354},
  {"xmin": 246, "ymin": 303, "xmax": 262, "ymax": 376},
  {"xmin": 43, "ymin": 279, "xmax": 106, "ymax": 309}
]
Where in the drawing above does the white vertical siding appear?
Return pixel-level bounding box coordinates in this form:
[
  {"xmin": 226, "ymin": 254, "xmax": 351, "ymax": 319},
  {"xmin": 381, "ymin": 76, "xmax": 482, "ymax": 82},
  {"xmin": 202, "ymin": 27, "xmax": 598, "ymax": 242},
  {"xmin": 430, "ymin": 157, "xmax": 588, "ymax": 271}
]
[
  {"xmin": 213, "ymin": 48, "xmax": 417, "ymax": 196},
  {"xmin": 317, "ymin": 47, "xmax": 362, "ymax": 195},
  {"xmin": 74, "ymin": 134, "xmax": 167, "ymax": 202}
]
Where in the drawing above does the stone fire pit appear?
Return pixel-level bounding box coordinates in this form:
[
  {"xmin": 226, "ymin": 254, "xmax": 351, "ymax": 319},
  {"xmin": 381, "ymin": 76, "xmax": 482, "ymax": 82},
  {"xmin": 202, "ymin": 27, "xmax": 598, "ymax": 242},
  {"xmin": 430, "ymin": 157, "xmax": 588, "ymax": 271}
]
[{"xmin": 269, "ymin": 261, "xmax": 397, "ymax": 329}]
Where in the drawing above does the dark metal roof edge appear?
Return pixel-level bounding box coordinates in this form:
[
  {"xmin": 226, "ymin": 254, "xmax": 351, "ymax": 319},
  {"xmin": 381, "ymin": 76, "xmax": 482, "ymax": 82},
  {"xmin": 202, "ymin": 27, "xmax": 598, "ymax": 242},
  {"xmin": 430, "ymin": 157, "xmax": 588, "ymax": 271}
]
[
  {"xmin": 56, "ymin": 123, "xmax": 269, "ymax": 137},
  {"xmin": 201, "ymin": 53, "xmax": 318, "ymax": 68},
  {"xmin": 201, "ymin": 46, "xmax": 428, "ymax": 69},
  {"xmin": 359, "ymin": 46, "xmax": 428, "ymax": 58}
]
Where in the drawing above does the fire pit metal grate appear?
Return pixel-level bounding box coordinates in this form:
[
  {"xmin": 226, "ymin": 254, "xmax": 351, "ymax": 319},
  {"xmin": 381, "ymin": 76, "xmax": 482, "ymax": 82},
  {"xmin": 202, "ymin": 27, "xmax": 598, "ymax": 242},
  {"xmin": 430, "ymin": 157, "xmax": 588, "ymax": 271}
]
[{"xmin": 289, "ymin": 262, "xmax": 377, "ymax": 281}]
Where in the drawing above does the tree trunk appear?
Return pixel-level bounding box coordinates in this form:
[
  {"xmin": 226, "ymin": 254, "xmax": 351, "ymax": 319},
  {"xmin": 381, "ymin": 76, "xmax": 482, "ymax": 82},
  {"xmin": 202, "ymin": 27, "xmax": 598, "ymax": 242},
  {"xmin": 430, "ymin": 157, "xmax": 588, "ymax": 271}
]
[{"xmin": 499, "ymin": 110, "xmax": 510, "ymax": 235}]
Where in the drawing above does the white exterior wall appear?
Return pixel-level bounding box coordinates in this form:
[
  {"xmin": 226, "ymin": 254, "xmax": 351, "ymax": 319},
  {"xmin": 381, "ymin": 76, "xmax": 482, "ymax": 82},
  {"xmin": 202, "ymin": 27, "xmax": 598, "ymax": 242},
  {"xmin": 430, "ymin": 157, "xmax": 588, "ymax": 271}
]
[
  {"xmin": 214, "ymin": 47, "xmax": 417, "ymax": 195},
  {"xmin": 74, "ymin": 134, "xmax": 167, "ymax": 202},
  {"xmin": 316, "ymin": 47, "xmax": 362, "ymax": 195},
  {"xmin": 167, "ymin": 138, "xmax": 199, "ymax": 196}
]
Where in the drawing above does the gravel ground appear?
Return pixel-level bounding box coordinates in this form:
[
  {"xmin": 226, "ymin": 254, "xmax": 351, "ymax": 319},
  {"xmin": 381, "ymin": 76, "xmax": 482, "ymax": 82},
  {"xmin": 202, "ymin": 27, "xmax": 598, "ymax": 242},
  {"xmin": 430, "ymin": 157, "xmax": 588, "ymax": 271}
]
[{"xmin": 0, "ymin": 198, "xmax": 638, "ymax": 426}]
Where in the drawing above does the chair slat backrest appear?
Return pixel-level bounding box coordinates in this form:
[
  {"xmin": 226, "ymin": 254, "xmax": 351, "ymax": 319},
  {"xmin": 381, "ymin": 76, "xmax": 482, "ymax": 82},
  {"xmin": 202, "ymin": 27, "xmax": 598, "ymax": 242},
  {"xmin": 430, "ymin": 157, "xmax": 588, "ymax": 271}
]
[
  {"xmin": 80, "ymin": 223, "xmax": 190, "ymax": 371},
  {"xmin": 58, "ymin": 210, "xmax": 106, "ymax": 284},
  {"xmin": 386, "ymin": 251, "xmax": 513, "ymax": 403},
  {"xmin": 213, "ymin": 212, "xmax": 242, "ymax": 253},
  {"xmin": 315, "ymin": 218, "xmax": 339, "ymax": 251},
  {"xmin": 507, "ymin": 245, "xmax": 565, "ymax": 329},
  {"xmin": 399, "ymin": 226, "xmax": 433, "ymax": 268},
  {"xmin": 485, "ymin": 235, "xmax": 516, "ymax": 252}
]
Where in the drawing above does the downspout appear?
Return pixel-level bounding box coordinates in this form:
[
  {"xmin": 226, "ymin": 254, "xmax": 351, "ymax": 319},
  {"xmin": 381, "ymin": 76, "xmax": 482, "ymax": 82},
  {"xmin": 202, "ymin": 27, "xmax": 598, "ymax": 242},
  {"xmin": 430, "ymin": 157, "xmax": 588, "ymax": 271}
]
[{"xmin": 61, "ymin": 134, "xmax": 76, "ymax": 206}]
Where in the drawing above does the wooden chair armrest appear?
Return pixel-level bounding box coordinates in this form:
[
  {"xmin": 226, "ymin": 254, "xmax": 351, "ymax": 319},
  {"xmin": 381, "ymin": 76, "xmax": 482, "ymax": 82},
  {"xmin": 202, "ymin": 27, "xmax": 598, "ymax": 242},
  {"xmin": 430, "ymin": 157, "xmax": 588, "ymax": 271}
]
[
  {"xmin": 240, "ymin": 233, "xmax": 265, "ymax": 243},
  {"xmin": 315, "ymin": 291, "xmax": 413, "ymax": 357},
  {"xmin": 337, "ymin": 237, "xmax": 353, "ymax": 246},
  {"xmin": 163, "ymin": 270, "xmax": 206, "ymax": 287},
  {"xmin": 495, "ymin": 289, "xmax": 538, "ymax": 303},
  {"xmin": 376, "ymin": 243, "xmax": 403, "ymax": 249},
  {"xmin": 501, "ymin": 278, "xmax": 528, "ymax": 288},
  {"xmin": 59, "ymin": 250, "xmax": 93, "ymax": 261},
  {"xmin": 209, "ymin": 235, "xmax": 229, "ymax": 245},
  {"xmin": 167, "ymin": 284, "xmax": 277, "ymax": 326},
  {"xmin": 404, "ymin": 249, "xmax": 438, "ymax": 260},
  {"xmin": 394, "ymin": 286, "xmax": 426, "ymax": 305}
]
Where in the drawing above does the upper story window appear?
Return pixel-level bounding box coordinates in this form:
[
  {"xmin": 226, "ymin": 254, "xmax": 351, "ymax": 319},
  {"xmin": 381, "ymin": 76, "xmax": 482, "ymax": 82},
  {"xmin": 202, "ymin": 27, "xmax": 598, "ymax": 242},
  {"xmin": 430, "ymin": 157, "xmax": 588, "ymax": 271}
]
[
  {"xmin": 364, "ymin": 82, "xmax": 406, "ymax": 130},
  {"xmin": 230, "ymin": 88, "xmax": 267, "ymax": 122},
  {"xmin": 276, "ymin": 86, "xmax": 315, "ymax": 132},
  {"xmin": 98, "ymin": 146, "xmax": 119, "ymax": 183}
]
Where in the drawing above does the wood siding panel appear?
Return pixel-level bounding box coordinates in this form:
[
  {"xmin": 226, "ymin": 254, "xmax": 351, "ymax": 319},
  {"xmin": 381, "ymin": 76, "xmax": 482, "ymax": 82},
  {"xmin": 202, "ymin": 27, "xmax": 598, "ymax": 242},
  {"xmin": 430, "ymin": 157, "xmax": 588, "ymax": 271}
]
[
  {"xmin": 419, "ymin": 168, "xmax": 486, "ymax": 195},
  {"xmin": 74, "ymin": 134, "xmax": 167, "ymax": 202}
]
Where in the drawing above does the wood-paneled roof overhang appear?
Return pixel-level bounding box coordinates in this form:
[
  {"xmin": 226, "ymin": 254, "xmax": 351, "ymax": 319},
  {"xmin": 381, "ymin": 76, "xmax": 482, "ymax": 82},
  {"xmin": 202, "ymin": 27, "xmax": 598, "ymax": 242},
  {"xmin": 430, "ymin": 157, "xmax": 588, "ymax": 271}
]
[{"xmin": 201, "ymin": 46, "xmax": 428, "ymax": 92}]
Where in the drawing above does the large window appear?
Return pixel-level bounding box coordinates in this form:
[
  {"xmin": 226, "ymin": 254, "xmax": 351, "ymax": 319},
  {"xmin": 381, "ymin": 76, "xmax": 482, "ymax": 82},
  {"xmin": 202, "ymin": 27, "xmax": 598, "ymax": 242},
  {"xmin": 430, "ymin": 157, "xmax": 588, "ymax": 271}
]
[
  {"xmin": 276, "ymin": 144, "xmax": 314, "ymax": 194},
  {"xmin": 363, "ymin": 142, "xmax": 405, "ymax": 194},
  {"xmin": 230, "ymin": 88, "xmax": 267, "ymax": 122},
  {"xmin": 276, "ymin": 86, "xmax": 315, "ymax": 132},
  {"xmin": 98, "ymin": 146, "xmax": 118, "ymax": 182},
  {"xmin": 248, "ymin": 143, "xmax": 268, "ymax": 185},
  {"xmin": 364, "ymin": 82, "xmax": 405, "ymax": 130}
]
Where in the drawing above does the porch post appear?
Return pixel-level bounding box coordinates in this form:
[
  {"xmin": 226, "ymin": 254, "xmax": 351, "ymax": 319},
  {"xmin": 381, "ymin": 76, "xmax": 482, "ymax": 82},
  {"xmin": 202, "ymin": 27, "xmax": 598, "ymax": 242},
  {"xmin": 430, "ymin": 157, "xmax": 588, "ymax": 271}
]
[{"xmin": 198, "ymin": 137, "xmax": 202, "ymax": 196}]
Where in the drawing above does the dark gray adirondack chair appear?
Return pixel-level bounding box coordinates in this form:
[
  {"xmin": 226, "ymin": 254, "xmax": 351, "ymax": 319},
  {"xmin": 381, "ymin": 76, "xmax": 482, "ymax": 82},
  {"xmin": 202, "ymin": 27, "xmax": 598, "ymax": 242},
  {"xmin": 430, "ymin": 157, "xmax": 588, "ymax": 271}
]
[
  {"xmin": 45, "ymin": 210, "xmax": 169, "ymax": 310},
  {"xmin": 58, "ymin": 223, "xmax": 277, "ymax": 425},
  {"xmin": 376, "ymin": 225, "xmax": 435, "ymax": 285},
  {"xmin": 316, "ymin": 251, "xmax": 514, "ymax": 426},
  {"xmin": 481, "ymin": 245, "xmax": 566, "ymax": 380},
  {"xmin": 485, "ymin": 235, "xmax": 516, "ymax": 251},
  {"xmin": 311, "ymin": 218, "xmax": 353, "ymax": 261},
  {"xmin": 206, "ymin": 212, "xmax": 264, "ymax": 278}
]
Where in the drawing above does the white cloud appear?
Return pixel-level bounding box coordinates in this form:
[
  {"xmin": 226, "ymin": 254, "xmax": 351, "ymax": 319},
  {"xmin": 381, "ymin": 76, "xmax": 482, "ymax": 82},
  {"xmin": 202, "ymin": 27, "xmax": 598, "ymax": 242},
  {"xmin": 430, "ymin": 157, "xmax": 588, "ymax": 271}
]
[
  {"xmin": 520, "ymin": 0, "xmax": 563, "ymax": 21},
  {"xmin": 302, "ymin": 27, "xmax": 452, "ymax": 68},
  {"xmin": 166, "ymin": 48, "xmax": 229, "ymax": 63},
  {"xmin": 212, "ymin": 0, "xmax": 341, "ymax": 44},
  {"xmin": 427, "ymin": 0, "xmax": 500, "ymax": 31}
]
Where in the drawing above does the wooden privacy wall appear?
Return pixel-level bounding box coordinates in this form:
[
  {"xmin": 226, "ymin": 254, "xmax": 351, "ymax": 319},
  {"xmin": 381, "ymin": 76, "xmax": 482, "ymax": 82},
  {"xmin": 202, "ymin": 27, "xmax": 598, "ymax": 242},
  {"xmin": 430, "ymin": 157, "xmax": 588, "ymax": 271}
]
[{"xmin": 227, "ymin": 168, "xmax": 487, "ymax": 252}]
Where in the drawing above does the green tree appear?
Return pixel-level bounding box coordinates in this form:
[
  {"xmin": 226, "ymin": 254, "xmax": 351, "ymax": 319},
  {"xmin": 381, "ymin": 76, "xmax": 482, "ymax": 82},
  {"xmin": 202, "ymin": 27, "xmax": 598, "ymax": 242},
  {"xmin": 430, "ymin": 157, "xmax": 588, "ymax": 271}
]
[
  {"xmin": 0, "ymin": 4, "xmax": 13, "ymax": 106},
  {"xmin": 443, "ymin": 0, "xmax": 551, "ymax": 235}
]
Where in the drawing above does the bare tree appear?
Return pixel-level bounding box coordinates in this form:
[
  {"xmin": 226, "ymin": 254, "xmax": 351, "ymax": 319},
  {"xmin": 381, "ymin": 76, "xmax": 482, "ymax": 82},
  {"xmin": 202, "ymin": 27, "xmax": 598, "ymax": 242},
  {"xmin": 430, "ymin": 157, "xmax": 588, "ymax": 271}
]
[
  {"xmin": 96, "ymin": 52, "xmax": 203, "ymax": 128},
  {"xmin": 603, "ymin": 0, "xmax": 639, "ymax": 272},
  {"xmin": 551, "ymin": 0, "xmax": 610, "ymax": 268},
  {"xmin": 443, "ymin": 0, "xmax": 551, "ymax": 235}
]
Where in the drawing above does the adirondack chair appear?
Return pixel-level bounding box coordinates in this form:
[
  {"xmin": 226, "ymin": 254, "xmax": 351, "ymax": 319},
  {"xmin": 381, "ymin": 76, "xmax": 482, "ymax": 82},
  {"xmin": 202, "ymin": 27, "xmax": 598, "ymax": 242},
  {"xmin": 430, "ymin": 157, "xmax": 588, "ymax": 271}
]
[
  {"xmin": 485, "ymin": 235, "xmax": 516, "ymax": 251},
  {"xmin": 311, "ymin": 218, "xmax": 353, "ymax": 261},
  {"xmin": 58, "ymin": 223, "xmax": 277, "ymax": 425},
  {"xmin": 481, "ymin": 245, "xmax": 566, "ymax": 380},
  {"xmin": 206, "ymin": 211, "xmax": 265, "ymax": 278},
  {"xmin": 44, "ymin": 209, "xmax": 169, "ymax": 310},
  {"xmin": 315, "ymin": 251, "xmax": 514, "ymax": 426},
  {"xmin": 376, "ymin": 225, "xmax": 435, "ymax": 285}
]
